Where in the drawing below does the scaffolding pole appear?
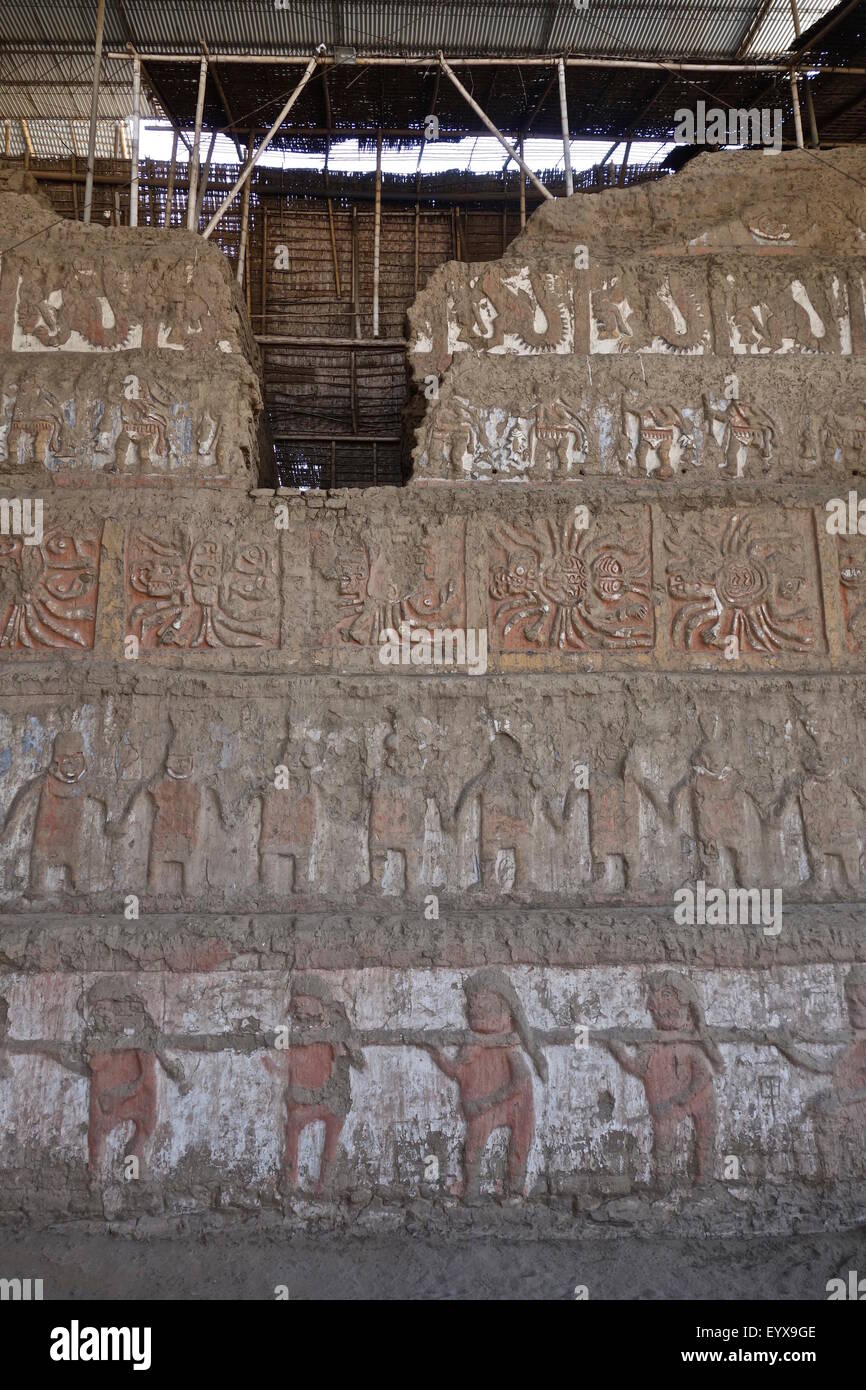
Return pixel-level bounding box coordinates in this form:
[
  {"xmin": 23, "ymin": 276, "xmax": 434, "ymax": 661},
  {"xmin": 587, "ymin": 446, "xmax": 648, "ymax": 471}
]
[
  {"xmin": 437, "ymin": 53, "xmax": 553, "ymax": 200},
  {"xmin": 187, "ymin": 54, "xmax": 208, "ymax": 230},
  {"xmin": 557, "ymin": 57, "xmax": 573, "ymax": 196},
  {"xmin": 83, "ymin": 0, "xmax": 106, "ymax": 225},
  {"xmin": 129, "ymin": 54, "xmax": 141, "ymax": 227},
  {"xmin": 373, "ymin": 130, "xmax": 382, "ymax": 337},
  {"xmin": 203, "ymin": 57, "xmax": 318, "ymax": 239}
]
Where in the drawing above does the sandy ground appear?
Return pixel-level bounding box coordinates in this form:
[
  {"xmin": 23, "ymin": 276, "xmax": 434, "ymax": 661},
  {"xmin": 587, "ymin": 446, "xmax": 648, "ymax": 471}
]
[{"xmin": 1, "ymin": 1225, "xmax": 865, "ymax": 1300}]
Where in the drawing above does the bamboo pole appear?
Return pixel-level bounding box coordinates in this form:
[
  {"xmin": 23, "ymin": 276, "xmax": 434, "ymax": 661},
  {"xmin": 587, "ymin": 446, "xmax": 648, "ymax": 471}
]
[
  {"xmin": 83, "ymin": 0, "xmax": 106, "ymax": 225},
  {"xmin": 790, "ymin": 0, "xmax": 820, "ymax": 147},
  {"xmin": 372, "ymin": 129, "xmax": 382, "ymax": 338},
  {"xmin": 519, "ymin": 138, "xmax": 526, "ymax": 228},
  {"xmin": 203, "ymin": 57, "xmax": 318, "ymax": 239},
  {"xmin": 790, "ymin": 70, "xmax": 805, "ymax": 148},
  {"xmin": 256, "ymin": 335, "xmax": 404, "ymax": 348},
  {"xmin": 187, "ymin": 54, "xmax": 208, "ymax": 230},
  {"xmin": 193, "ymin": 128, "xmax": 217, "ymax": 225},
  {"xmin": 617, "ymin": 140, "xmax": 632, "ymax": 187},
  {"xmin": 129, "ymin": 54, "xmax": 141, "ymax": 227},
  {"xmin": 164, "ymin": 128, "xmax": 178, "ymax": 226},
  {"xmin": 352, "ymin": 207, "xmax": 361, "ymax": 339},
  {"xmin": 557, "ymin": 57, "xmax": 573, "ymax": 196},
  {"xmin": 438, "ymin": 53, "xmax": 553, "ymax": 200},
  {"xmin": 236, "ymin": 137, "xmax": 254, "ymax": 285},
  {"xmin": 106, "ymin": 51, "xmax": 865, "ymax": 75},
  {"xmin": 260, "ymin": 205, "xmax": 268, "ymax": 331}
]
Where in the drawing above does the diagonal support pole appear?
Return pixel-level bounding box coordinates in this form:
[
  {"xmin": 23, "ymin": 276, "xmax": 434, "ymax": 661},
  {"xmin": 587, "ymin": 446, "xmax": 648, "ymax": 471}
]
[
  {"xmin": 203, "ymin": 57, "xmax": 318, "ymax": 239},
  {"xmin": 437, "ymin": 52, "xmax": 553, "ymax": 201}
]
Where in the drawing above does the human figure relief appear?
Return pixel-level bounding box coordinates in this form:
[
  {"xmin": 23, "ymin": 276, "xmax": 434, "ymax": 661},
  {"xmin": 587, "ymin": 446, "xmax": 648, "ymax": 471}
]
[
  {"xmin": 588, "ymin": 769, "xmax": 639, "ymax": 892},
  {"xmin": 704, "ymin": 395, "xmax": 775, "ymax": 478},
  {"xmin": 82, "ymin": 979, "xmax": 187, "ymax": 1182},
  {"xmin": 773, "ymin": 966, "xmax": 866, "ymax": 1181},
  {"xmin": 606, "ymin": 972, "xmax": 723, "ymax": 1186},
  {"xmin": 29, "ymin": 979, "xmax": 187, "ymax": 1185},
  {"xmin": 455, "ymin": 732, "xmax": 538, "ymax": 893},
  {"xmin": 670, "ymin": 727, "xmax": 762, "ymax": 888},
  {"xmin": 262, "ymin": 976, "xmax": 366, "ymax": 1195},
  {"xmin": 258, "ymin": 736, "xmax": 320, "ymax": 895},
  {"xmin": 108, "ymin": 721, "xmax": 240, "ymax": 899},
  {"xmin": 423, "ymin": 969, "xmax": 548, "ymax": 1198},
  {"xmin": 366, "ymin": 726, "xmax": 429, "ymax": 897},
  {"xmin": 621, "ymin": 400, "xmax": 695, "ymax": 479},
  {"xmin": 0, "ymin": 731, "xmax": 100, "ymax": 895},
  {"xmin": 795, "ymin": 722, "xmax": 866, "ymax": 893},
  {"xmin": 18, "ymin": 257, "xmax": 132, "ymax": 350}
]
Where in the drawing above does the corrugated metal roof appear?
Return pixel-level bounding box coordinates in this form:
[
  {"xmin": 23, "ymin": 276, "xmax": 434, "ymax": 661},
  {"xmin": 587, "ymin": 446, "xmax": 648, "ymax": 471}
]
[
  {"xmin": 2, "ymin": 117, "xmax": 130, "ymax": 157},
  {"xmin": 0, "ymin": 0, "xmax": 849, "ymax": 59},
  {"xmin": 0, "ymin": 50, "xmax": 155, "ymax": 121}
]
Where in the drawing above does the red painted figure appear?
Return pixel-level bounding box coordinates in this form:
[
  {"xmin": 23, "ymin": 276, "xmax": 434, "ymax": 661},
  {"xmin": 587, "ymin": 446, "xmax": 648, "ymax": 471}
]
[
  {"xmin": 424, "ymin": 969, "xmax": 548, "ymax": 1197},
  {"xmin": 263, "ymin": 975, "xmax": 365, "ymax": 1195},
  {"xmin": 259, "ymin": 739, "xmax": 319, "ymax": 895},
  {"xmin": 147, "ymin": 733, "xmax": 201, "ymax": 896},
  {"xmin": 80, "ymin": 979, "xmax": 187, "ymax": 1182},
  {"xmin": 774, "ymin": 965, "xmax": 866, "ymax": 1180},
  {"xmin": 1, "ymin": 731, "xmax": 91, "ymax": 894},
  {"xmin": 607, "ymin": 971, "xmax": 723, "ymax": 1186}
]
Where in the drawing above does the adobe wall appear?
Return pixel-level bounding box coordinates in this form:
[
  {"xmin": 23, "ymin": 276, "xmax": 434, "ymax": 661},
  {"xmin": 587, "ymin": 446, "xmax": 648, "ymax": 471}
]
[{"xmin": 1, "ymin": 152, "xmax": 866, "ymax": 1234}]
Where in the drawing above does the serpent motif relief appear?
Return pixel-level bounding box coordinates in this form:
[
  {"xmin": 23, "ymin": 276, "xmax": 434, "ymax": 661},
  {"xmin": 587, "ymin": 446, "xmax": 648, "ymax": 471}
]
[{"xmin": 457, "ymin": 268, "xmax": 571, "ymax": 353}]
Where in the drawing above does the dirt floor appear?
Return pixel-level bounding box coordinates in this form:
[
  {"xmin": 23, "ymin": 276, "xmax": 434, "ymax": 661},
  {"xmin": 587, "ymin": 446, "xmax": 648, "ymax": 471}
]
[{"xmin": 1, "ymin": 1224, "xmax": 865, "ymax": 1300}]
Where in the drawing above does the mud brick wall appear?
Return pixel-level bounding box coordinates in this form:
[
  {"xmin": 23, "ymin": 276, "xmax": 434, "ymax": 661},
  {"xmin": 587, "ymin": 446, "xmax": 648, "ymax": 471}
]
[{"xmin": 2, "ymin": 150, "xmax": 866, "ymax": 1232}]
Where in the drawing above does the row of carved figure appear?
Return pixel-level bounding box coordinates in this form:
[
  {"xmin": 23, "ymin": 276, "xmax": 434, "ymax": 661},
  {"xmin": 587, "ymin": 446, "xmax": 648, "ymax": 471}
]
[
  {"xmin": 410, "ymin": 261, "xmax": 861, "ymax": 370},
  {"xmin": 3, "ymin": 967, "xmax": 864, "ymax": 1194},
  {"xmin": 6, "ymin": 508, "xmax": 866, "ymax": 657},
  {"xmin": 0, "ymin": 525, "xmax": 279, "ymax": 651},
  {"xmin": 419, "ymin": 389, "xmax": 866, "ymax": 480},
  {"xmin": 0, "ymin": 372, "xmax": 249, "ymax": 477},
  {"xmin": 2, "ymin": 722, "xmax": 865, "ymax": 899}
]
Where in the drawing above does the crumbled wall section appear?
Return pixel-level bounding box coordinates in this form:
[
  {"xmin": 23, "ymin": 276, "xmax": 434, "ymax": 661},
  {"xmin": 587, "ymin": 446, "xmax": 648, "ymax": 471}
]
[{"xmin": 2, "ymin": 151, "xmax": 866, "ymax": 1232}]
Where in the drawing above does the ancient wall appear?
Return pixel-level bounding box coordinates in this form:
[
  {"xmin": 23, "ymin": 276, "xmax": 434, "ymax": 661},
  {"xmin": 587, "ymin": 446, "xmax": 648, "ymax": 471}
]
[{"xmin": 2, "ymin": 151, "xmax": 866, "ymax": 1233}]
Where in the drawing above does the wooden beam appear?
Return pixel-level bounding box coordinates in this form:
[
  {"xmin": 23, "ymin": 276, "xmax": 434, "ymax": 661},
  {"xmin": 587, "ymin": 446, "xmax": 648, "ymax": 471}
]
[
  {"xmin": 372, "ymin": 129, "xmax": 382, "ymax": 337},
  {"xmin": 129, "ymin": 54, "xmax": 141, "ymax": 227},
  {"xmin": 186, "ymin": 54, "xmax": 208, "ymax": 230},
  {"xmin": 257, "ymin": 335, "xmax": 405, "ymax": 348},
  {"xmin": 83, "ymin": 0, "xmax": 106, "ymax": 225},
  {"xmin": 164, "ymin": 127, "xmax": 178, "ymax": 226},
  {"xmin": 557, "ymin": 57, "xmax": 573, "ymax": 196}
]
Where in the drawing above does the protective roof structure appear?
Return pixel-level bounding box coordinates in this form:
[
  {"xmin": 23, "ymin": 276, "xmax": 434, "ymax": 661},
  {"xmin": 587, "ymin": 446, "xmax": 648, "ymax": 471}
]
[{"xmin": 0, "ymin": 1, "xmax": 863, "ymax": 154}]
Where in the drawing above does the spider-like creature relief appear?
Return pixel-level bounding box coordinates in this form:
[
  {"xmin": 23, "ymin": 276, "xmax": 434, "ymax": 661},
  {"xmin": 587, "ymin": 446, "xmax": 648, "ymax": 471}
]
[
  {"xmin": 128, "ymin": 532, "xmax": 278, "ymax": 649},
  {"xmin": 666, "ymin": 512, "xmax": 813, "ymax": 655},
  {"xmin": 127, "ymin": 533, "xmax": 191, "ymax": 646},
  {"xmin": 489, "ymin": 516, "xmax": 652, "ymax": 650},
  {"xmin": 0, "ymin": 529, "xmax": 98, "ymax": 650}
]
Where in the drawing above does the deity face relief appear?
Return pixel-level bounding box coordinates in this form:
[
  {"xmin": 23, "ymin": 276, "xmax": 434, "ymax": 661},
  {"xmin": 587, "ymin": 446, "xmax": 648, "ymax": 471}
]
[
  {"xmin": 648, "ymin": 981, "xmax": 691, "ymax": 1032},
  {"xmin": 166, "ymin": 752, "xmax": 193, "ymax": 780},
  {"xmin": 49, "ymin": 737, "xmax": 86, "ymax": 784},
  {"xmin": 467, "ymin": 989, "xmax": 512, "ymax": 1036},
  {"xmin": 291, "ymin": 993, "xmax": 326, "ymax": 1024}
]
